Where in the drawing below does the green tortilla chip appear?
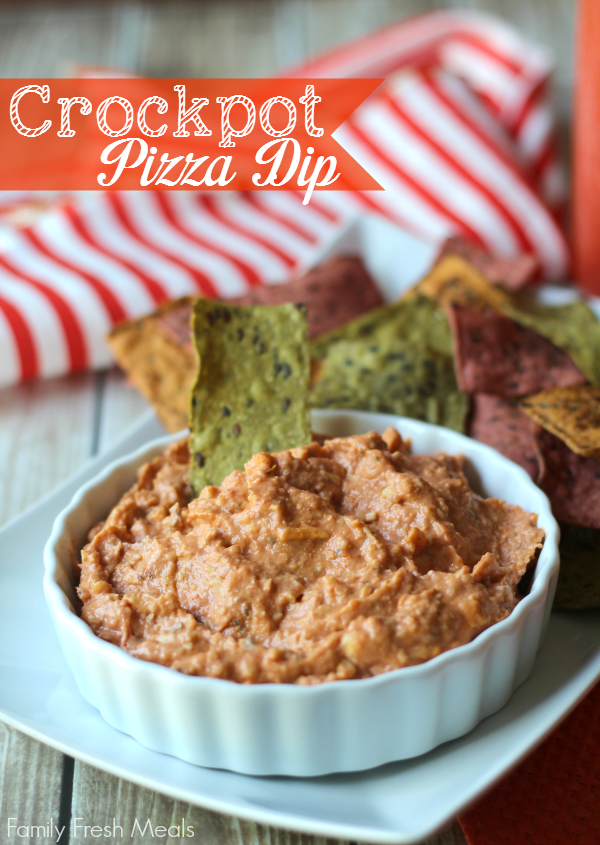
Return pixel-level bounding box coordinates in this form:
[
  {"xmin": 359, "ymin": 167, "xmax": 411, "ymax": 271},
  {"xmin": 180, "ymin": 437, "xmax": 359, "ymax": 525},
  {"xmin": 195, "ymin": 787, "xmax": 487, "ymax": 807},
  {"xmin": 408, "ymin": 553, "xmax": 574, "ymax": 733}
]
[
  {"xmin": 189, "ymin": 300, "xmax": 311, "ymax": 493},
  {"xmin": 311, "ymin": 295, "xmax": 455, "ymax": 360},
  {"xmin": 503, "ymin": 299, "xmax": 600, "ymax": 387},
  {"xmin": 553, "ymin": 523, "xmax": 600, "ymax": 611},
  {"xmin": 310, "ymin": 296, "xmax": 468, "ymax": 432}
]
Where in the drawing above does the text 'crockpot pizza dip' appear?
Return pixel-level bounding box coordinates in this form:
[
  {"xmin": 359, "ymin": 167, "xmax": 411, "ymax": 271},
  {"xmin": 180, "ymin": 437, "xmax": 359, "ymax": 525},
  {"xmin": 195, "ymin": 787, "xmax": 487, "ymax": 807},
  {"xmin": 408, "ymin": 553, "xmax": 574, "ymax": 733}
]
[{"xmin": 78, "ymin": 427, "xmax": 544, "ymax": 685}]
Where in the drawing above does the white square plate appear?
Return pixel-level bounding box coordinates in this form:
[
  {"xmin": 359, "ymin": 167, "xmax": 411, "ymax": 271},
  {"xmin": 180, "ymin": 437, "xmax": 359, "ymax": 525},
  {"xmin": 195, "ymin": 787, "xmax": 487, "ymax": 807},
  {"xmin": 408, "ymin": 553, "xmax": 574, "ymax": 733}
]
[{"xmin": 2, "ymin": 414, "xmax": 600, "ymax": 844}]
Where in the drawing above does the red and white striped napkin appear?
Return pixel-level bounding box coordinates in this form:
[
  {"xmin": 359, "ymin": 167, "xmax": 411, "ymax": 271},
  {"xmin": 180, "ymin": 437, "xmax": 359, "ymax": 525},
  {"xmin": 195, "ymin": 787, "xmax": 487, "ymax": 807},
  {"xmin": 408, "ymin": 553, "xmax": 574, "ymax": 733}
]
[{"xmin": 0, "ymin": 9, "xmax": 570, "ymax": 389}]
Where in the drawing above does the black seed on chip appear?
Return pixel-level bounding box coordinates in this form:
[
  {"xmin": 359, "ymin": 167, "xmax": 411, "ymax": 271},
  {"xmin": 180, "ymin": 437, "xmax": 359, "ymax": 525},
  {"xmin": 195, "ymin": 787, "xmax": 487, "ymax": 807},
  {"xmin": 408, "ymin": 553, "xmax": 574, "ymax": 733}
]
[
  {"xmin": 191, "ymin": 396, "xmax": 197, "ymax": 407},
  {"xmin": 233, "ymin": 424, "xmax": 242, "ymax": 437},
  {"xmin": 222, "ymin": 309, "xmax": 231, "ymax": 323},
  {"xmin": 237, "ymin": 328, "xmax": 244, "ymax": 341},
  {"xmin": 280, "ymin": 363, "xmax": 292, "ymax": 379},
  {"xmin": 282, "ymin": 398, "xmax": 291, "ymax": 412},
  {"xmin": 257, "ymin": 342, "xmax": 265, "ymax": 354},
  {"xmin": 213, "ymin": 308, "xmax": 221, "ymax": 320},
  {"xmin": 223, "ymin": 407, "xmax": 231, "ymax": 416},
  {"xmin": 247, "ymin": 398, "xmax": 254, "ymax": 407},
  {"xmin": 195, "ymin": 452, "xmax": 205, "ymax": 467}
]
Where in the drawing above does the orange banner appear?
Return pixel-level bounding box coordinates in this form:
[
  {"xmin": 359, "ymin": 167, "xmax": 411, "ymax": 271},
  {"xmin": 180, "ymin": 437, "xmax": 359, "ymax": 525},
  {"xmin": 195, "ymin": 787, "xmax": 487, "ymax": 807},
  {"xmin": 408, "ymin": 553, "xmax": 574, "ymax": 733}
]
[{"xmin": 0, "ymin": 78, "xmax": 383, "ymax": 202}]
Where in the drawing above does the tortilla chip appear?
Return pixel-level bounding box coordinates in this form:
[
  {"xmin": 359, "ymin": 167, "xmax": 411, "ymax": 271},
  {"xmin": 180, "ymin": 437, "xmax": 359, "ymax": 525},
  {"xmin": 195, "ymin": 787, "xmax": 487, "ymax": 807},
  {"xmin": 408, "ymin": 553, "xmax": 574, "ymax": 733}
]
[
  {"xmin": 469, "ymin": 394, "xmax": 542, "ymax": 481},
  {"xmin": 503, "ymin": 299, "xmax": 600, "ymax": 387},
  {"xmin": 310, "ymin": 295, "xmax": 468, "ymax": 432},
  {"xmin": 448, "ymin": 306, "xmax": 586, "ymax": 398},
  {"xmin": 311, "ymin": 294, "xmax": 454, "ymax": 360},
  {"xmin": 553, "ymin": 524, "xmax": 600, "ymax": 611},
  {"xmin": 189, "ymin": 301, "xmax": 311, "ymax": 493},
  {"xmin": 310, "ymin": 302, "xmax": 394, "ymax": 363},
  {"xmin": 536, "ymin": 429, "xmax": 600, "ymax": 529},
  {"xmin": 410, "ymin": 255, "xmax": 509, "ymax": 310},
  {"xmin": 107, "ymin": 297, "xmax": 196, "ymax": 433},
  {"xmin": 520, "ymin": 384, "xmax": 600, "ymax": 458},
  {"xmin": 233, "ymin": 256, "xmax": 383, "ymax": 339},
  {"xmin": 437, "ymin": 237, "xmax": 538, "ymax": 291}
]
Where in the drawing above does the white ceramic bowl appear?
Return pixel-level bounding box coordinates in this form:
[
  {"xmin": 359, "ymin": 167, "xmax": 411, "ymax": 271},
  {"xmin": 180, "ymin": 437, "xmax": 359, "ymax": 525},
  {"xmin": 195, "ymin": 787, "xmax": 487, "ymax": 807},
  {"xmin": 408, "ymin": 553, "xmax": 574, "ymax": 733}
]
[{"xmin": 44, "ymin": 410, "xmax": 559, "ymax": 777}]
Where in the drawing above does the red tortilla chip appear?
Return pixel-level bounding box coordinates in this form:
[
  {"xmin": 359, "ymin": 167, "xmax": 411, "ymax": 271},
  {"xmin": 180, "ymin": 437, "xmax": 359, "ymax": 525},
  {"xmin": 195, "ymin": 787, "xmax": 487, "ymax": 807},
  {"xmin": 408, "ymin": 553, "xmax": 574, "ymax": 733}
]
[
  {"xmin": 448, "ymin": 306, "xmax": 587, "ymax": 398},
  {"xmin": 156, "ymin": 256, "xmax": 383, "ymax": 351},
  {"xmin": 536, "ymin": 429, "xmax": 600, "ymax": 529},
  {"xmin": 438, "ymin": 237, "xmax": 538, "ymax": 291},
  {"xmin": 469, "ymin": 394, "xmax": 542, "ymax": 481}
]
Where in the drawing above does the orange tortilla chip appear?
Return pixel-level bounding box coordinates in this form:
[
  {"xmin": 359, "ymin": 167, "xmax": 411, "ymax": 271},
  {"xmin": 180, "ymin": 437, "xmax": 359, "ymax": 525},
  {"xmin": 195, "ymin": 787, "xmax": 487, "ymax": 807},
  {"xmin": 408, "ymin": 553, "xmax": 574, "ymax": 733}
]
[
  {"xmin": 107, "ymin": 297, "xmax": 196, "ymax": 433},
  {"xmin": 520, "ymin": 384, "xmax": 600, "ymax": 459},
  {"xmin": 410, "ymin": 255, "xmax": 509, "ymax": 310}
]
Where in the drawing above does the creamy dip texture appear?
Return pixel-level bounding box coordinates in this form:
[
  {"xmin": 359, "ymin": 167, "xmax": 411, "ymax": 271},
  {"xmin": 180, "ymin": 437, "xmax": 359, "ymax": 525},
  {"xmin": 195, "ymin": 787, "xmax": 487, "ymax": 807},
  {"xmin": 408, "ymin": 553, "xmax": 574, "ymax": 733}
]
[{"xmin": 78, "ymin": 429, "xmax": 544, "ymax": 684}]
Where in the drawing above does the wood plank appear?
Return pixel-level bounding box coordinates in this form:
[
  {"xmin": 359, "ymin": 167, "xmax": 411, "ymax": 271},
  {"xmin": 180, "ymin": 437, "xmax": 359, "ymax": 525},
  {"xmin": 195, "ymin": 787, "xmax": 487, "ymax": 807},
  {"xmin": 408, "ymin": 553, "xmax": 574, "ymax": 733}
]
[
  {"xmin": 428, "ymin": 822, "xmax": 469, "ymax": 844},
  {"xmin": 0, "ymin": 2, "xmax": 130, "ymax": 77},
  {"xmin": 302, "ymin": 0, "xmax": 434, "ymax": 61},
  {"xmin": 139, "ymin": 0, "xmax": 282, "ymax": 78},
  {"xmin": 0, "ymin": 371, "xmax": 98, "ymax": 527},
  {"xmin": 70, "ymin": 766, "xmax": 355, "ymax": 845},
  {"xmin": 0, "ymin": 724, "xmax": 67, "ymax": 845},
  {"xmin": 0, "ymin": 371, "xmax": 100, "ymax": 845}
]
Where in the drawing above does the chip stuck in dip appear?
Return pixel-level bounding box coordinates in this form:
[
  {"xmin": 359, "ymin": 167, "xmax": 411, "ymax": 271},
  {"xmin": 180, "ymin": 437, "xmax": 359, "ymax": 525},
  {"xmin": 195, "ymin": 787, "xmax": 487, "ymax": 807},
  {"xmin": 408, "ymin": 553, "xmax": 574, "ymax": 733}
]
[{"xmin": 78, "ymin": 427, "xmax": 544, "ymax": 685}]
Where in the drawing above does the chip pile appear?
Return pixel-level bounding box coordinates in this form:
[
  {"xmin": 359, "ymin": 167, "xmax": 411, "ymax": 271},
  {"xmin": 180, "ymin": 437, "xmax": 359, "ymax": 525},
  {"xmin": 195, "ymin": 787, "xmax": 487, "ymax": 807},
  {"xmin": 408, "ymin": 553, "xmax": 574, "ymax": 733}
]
[
  {"xmin": 107, "ymin": 256, "xmax": 382, "ymax": 433},
  {"xmin": 426, "ymin": 262, "xmax": 600, "ymax": 610},
  {"xmin": 107, "ymin": 238, "xmax": 600, "ymax": 611}
]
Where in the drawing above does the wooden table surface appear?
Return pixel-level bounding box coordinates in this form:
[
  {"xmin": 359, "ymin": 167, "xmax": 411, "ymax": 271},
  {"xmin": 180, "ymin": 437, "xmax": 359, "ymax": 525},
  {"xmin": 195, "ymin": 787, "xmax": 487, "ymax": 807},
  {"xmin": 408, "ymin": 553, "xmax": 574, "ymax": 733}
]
[{"xmin": 0, "ymin": 1, "xmax": 574, "ymax": 842}]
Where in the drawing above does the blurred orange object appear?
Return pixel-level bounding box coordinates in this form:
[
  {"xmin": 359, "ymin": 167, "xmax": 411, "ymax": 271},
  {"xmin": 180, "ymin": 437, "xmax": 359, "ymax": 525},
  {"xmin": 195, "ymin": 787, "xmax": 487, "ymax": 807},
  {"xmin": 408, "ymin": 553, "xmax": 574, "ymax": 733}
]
[{"xmin": 573, "ymin": 0, "xmax": 600, "ymax": 294}]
